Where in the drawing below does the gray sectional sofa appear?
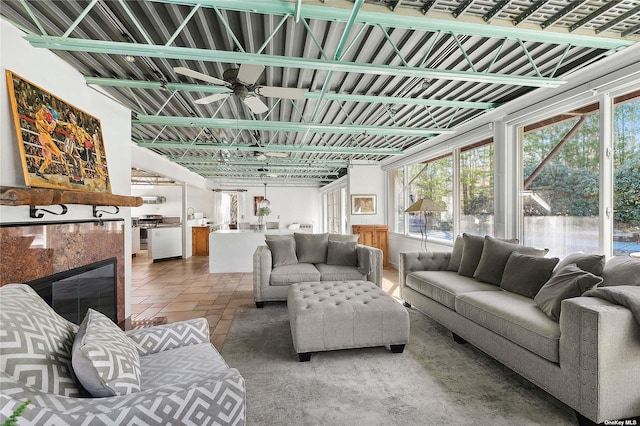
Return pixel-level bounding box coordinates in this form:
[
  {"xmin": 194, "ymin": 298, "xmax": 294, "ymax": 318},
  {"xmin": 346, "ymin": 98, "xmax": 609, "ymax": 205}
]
[
  {"xmin": 400, "ymin": 234, "xmax": 640, "ymax": 424},
  {"xmin": 0, "ymin": 284, "xmax": 246, "ymax": 425},
  {"xmin": 253, "ymin": 232, "xmax": 383, "ymax": 307}
]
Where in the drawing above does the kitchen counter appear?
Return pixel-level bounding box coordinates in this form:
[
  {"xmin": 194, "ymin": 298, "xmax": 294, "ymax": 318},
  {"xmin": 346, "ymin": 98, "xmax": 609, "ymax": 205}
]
[{"xmin": 209, "ymin": 230, "xmax": 293, "ymax": 273}]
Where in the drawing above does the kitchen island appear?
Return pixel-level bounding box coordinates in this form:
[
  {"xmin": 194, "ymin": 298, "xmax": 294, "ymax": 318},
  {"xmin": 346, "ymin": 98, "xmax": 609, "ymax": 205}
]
[{"xmin": 209, "ymin": 229, "xmax": 292, "ymax": 273}]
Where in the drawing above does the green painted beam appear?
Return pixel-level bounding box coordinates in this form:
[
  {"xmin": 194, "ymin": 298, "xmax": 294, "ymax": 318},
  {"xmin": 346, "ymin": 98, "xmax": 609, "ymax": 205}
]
[
  {"xmin": 194, "ymin": 169, "xmax": 339, "ymax": 176},
  {"xmin": 171, "ymin": 157, "xmax": 350, "ymax": 167},
  {"xmin": 132, "ymin": 115, "xmax": 450, "ymax": 137},
  {"xmin": 85, "ymin": 76, "xmax": 497, "ymax": 109},
  {"xmin": 187, "ymin": 164, "xmax": 342, "ymax": 171},
  {"xmin": 151, "ymin": 0, "xmax": 634, "ymax": 50},
  {"xmin": 86, "ymin": 77, "xmax": 232, "ymax": 94},
  {"xmin": 27, "ymin": 35, "xmax": 564, "ymax": 87},
  {"xmin": 134, "ymin": 139, "xmax": 404, "ymax": 155}
]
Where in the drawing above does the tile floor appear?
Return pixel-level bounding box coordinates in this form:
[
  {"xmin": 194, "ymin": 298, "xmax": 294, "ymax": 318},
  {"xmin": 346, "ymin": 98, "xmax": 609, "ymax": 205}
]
[{"xmin": 131, "ymin": 251, "xmax": 401, "ymax": 350}]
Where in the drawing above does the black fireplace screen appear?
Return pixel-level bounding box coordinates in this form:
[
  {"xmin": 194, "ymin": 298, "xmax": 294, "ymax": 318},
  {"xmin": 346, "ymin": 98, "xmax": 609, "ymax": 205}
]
[{"xmin": 27, "ymin": 257, "xmax": 117, "ymax": 325}]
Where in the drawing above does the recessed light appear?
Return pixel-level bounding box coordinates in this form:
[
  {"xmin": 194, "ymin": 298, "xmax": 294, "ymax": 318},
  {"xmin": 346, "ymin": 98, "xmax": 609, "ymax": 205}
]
[{"xmin": 125, "ymin": 55, "xmax": 136, "ymax": 63}]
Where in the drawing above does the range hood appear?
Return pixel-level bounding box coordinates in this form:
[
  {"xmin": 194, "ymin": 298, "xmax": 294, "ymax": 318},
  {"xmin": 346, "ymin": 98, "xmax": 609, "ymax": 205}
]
[{"xmin": 141, "ymin": 196, "xmax": 166, "ymax": 204}]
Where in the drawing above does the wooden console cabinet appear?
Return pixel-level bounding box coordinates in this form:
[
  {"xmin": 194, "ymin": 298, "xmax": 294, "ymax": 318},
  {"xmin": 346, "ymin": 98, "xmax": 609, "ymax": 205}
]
[
  {"xmin": 352, "ymin": 224, "xmax": 389, "ymax": 267},
  {"xmin": 192, "ymin": 226, "xmax": 210, "ymax": 256}
]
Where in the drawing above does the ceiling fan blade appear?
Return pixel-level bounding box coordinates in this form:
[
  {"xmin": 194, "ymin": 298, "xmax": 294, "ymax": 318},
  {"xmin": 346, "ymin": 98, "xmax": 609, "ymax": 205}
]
[
  {"xmin": 237, "ymin": 64, "xmax": 265, "ymax": 85},
  {"xmin": 174, "ymin": 66, "xmax": 229, "ymax": 86},
  {"xmin": 265, "ymin": 151, "xmax": 289, "ymax": 158},
  {"xmin": 243, "ymin": 95, "xmax": 269, "ymax": 114},
  {"xmin": 257, "ymin": 86, "xmax": 305, "ymax": 100},
  {"xmin": 194, "ymin": 92, "xmax": 231, "ymax": 104}
]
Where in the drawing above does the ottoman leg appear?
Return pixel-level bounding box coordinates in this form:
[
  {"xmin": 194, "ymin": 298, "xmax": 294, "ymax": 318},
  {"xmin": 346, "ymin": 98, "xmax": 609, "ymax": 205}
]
[
  {"xmin": 390, "ymin": 344, "xmax": 405, "ymax": 353},
  {"xmin": 298, "ymin": 352, "xmax": 312, "ymax": 362},
  {"xmin": 255, "ymin": 302, "xmax": 264, "ymax": 308}
]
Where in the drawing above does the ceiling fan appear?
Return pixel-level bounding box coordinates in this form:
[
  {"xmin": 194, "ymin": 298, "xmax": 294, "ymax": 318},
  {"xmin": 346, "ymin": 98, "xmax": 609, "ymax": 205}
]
[{"xmin": 174, "ymin": 64, "xmax": 305, "ymax": 114}]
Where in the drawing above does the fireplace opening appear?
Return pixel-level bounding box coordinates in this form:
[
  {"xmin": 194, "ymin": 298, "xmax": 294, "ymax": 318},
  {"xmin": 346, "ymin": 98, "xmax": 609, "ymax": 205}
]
[{"xmin": 26, "ymin": 257, "xmax": 117, "ymax": 325}]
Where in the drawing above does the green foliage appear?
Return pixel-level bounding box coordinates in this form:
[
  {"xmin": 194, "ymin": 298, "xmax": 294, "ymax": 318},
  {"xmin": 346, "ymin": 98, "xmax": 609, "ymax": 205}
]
[
  {"xmin": 614, "ymin": 153, "xmax": 640, "ymax": 225},
  {"xmin": 257, "ymin": 207, "xmax": 271, "ymax": 216},
  {"xmin": 3, "ymin": 400, "xmax": 30, "ymax": 426}
]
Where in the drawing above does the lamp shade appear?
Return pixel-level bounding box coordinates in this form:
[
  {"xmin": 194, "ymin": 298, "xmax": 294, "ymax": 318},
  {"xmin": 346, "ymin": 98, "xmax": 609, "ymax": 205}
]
[{"xmin": 404, "ymin": 197, "xmax": 446, "ymax": 213}]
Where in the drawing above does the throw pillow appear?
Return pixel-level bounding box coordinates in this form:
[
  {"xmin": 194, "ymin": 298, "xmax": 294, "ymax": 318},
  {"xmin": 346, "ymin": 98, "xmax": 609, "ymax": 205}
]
[
  {"xmin": 600, "ymin": 255, "xmax": 640, "ymax": 287},
  {"xmin": 446, "ymin": 235, "xmax": 463, "ymax": 272},
  {"xmin": 265, "ymin": 237, "xmax": 298, "ymax": 267},
  {"xmin": 500, "ymin": 252, "xmax": 559, "ymax": 298},
  {"xmin": 457, "ymin": 234, "xmax": 486, "ymax": 277},
  {"xmin": 294, "ymin": 233, "xmax": 329, "ymax": 264},
  {"xmin": 72, "ymin": 309, "xmax": 141, "ymax": 397},
  {"xmin": 534, "ymin": 264, "xmax": 603, "ymax": 321},
  {"xmin": 327, "ymin": 240, "xmax": 358, "ymax": 266},
  {"xmin": 555, "ymin": 252, "xmax": 606, "ymax": 276},
  {"xmin": 329, "ymin": 233, "xmax": 359, "ymax": 243},
  {"xmin": 474, "ymin": 236, "xmax": 548, "ymax": 285}
]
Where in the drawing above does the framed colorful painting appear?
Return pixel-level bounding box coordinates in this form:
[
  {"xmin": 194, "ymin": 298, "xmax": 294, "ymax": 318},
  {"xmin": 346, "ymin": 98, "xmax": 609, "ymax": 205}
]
[{"xmin": 5, "ymin": 70, "xmax": 112, "ymax": 193}]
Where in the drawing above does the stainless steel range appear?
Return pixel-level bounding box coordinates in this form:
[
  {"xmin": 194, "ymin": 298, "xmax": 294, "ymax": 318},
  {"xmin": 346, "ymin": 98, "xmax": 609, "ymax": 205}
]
[
  {"xmin": 138, "ymin": 214, "xmax": 163, "ymax": 228},
  {"xmin": 138, "ymin": 215, "xmax": 163, "ymax": 250}
]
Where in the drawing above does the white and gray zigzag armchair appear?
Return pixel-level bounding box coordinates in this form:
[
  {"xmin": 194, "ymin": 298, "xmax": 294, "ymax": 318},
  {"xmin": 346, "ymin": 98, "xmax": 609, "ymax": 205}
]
[{"xmin": 0, "ymin": 284, "xmax": 245, "ymax": 425}]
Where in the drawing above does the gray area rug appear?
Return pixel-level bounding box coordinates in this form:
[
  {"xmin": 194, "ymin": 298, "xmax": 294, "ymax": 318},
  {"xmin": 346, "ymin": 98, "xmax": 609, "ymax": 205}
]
[{"xmin": 221, "ymin": 303, "xmax": 576, "ymax": 426}]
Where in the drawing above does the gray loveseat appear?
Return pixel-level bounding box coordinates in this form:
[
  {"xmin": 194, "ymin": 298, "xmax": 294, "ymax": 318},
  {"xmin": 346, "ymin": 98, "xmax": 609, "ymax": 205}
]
[
  {"xmin": 400, "ymin": 235, "xmax": 640, "ymax": 424},
  {"xmin": 0, "ymin": 284, "xmax": 246, "ymax": 425},
  {"xmin": 254, "ymin": 232, "xmax": 383, "ymax": 307}
]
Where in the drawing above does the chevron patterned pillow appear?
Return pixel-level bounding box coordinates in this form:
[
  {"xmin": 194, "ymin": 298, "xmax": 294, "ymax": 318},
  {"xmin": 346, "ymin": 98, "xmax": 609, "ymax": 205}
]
[{"xmin": 72, "ymin": 309, "xmax": 141, "ymax": 397}]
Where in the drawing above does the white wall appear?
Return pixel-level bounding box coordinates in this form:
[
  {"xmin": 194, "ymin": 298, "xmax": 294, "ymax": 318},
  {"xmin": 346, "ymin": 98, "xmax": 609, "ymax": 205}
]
[
  {"xmin": 348, "ymin": 162, "xmax": 385, "ymax": 228},
  {"xmin": 237, "ymin": 186, "xmax": 321, "ymax": 230},
  {"xmin": 0, "ymin": 19, "xmax": 134, "ymax": 316},
  {"xmin": 131, "ymin": 186, "xmax": 184, "ymax": 218}
]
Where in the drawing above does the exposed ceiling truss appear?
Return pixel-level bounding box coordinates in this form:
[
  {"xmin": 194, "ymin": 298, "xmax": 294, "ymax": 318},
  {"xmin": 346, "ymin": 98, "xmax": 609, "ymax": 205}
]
[{"xmin": 1, "ymin": 0, "xmax": 637, "ymax": 186}]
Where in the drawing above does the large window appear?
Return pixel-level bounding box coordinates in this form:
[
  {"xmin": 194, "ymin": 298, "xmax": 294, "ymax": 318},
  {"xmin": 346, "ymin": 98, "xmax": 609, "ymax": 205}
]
[
  {"xmin": 521, "ymin": 103, "xmax": 601, "ymax": 257},
  {"xmin": 407, "ymin": 156, "xmax": 453, "ymax": 241},
  {"xmin": 521, "ymin": 93, "xmax": 640, "ymax": 257},
  {"xmin": 613, "ymin": 93, "xmax": 640, "ymax": 255},
  {"xmin": 459, "ymin": 141, "xmax": 494, "ymax": 236}
]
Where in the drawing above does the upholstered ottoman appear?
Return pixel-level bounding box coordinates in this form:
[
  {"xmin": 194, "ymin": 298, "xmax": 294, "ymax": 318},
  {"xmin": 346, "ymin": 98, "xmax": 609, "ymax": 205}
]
[{"xmin": 287, "ymin": 280, "xmax": 410, "ymax": 362}]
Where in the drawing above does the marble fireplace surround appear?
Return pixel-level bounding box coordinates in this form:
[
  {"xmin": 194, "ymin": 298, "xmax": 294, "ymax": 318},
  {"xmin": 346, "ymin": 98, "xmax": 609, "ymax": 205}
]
[{"xmin": 0, "ymin": 219, "xmax": 125, "ymax": 324}]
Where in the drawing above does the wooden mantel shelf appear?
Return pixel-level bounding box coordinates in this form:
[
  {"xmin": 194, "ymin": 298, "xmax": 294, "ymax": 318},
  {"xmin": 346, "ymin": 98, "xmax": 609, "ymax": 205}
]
[{"xmin": 0, "ymin": 186, "xmax": 142, "ymax": 207}]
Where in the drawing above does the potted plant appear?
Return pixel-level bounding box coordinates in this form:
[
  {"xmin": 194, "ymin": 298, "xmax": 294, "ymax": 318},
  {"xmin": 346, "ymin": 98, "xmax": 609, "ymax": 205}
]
[{"xmin": 257, "ymin": 206, "xmax": 271, "ymax": 230}]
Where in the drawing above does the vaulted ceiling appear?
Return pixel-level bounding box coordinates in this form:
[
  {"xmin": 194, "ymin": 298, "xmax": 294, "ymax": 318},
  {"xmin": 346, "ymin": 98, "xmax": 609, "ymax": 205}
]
[{"xmin": 2, "ymin": 0, "xmax": 638, "ymax": 187}]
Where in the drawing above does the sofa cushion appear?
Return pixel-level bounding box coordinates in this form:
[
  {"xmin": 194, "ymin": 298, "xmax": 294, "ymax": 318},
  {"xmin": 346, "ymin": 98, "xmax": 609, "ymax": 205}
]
[
  {"xmin": 72, "ymin": 309, "xmax": 141, "ymax": 397},
  {"xmin": 265, "ymin": 237, "xmax": 298, "ymax": 267},
  {"xmin": 455, "ymin": 291, "xmax": 561, "ymax": 363},
  {"xmin": 329, "ymin": 233, "xmax": 359, "ymax": 243},
  {"xmin": 0, "ymin": 284, "xmax": 81, "ymax": 397},
  {"xmin": 140, "ymin": 344, "xmax": 229, "ymax": 390},
  {"xmin": 458, "ymin": 234, "xmax": 520, "ymax": 278},
  {"xmin": 534, "ymin": 264, "xmax": 603, "ymax": 321},
  {"xmin": 446, "ymin": 235, "xmax": 463, "ymax": 272},
  {"xmin": 500, "ymin": 252, "xmax": 559, "ymax": 298},
  {"xmin": 474, "ymin": 236, "xmax": 548, "ymax": 285},
  {"xmin": 457, "ymin": 234, "xmax": 486, "ymax": 277},
  {"xmin": 555, "ymin": 252, "xmax": 606, "ymax": 276},
  {"xmin": 600, "ymin": 255, "xmax": 640, "ymax": 287},
  {"xmin": 405, "ymin": 271, "xmax": 501, "ymax": 309},
  {"xmin": 316, "ymin": 263, "xmax": 367, "ymax": 282},
  {"xmin": 295, "ymin": 233, "xmax": 329, "ymax": 264},
  {"xmin": 270, "ymin": 263, "xmax": 321, "ymax": 286},
  {"xmin": 327, "ymin": 240, "xmax": 358, "ymax": 266}
]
